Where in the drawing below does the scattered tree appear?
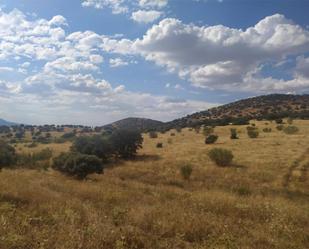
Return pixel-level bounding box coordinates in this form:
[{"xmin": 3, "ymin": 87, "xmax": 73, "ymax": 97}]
[{"xmin": 208, "ymin": 148, "xmax": 234, "ymax": 167}]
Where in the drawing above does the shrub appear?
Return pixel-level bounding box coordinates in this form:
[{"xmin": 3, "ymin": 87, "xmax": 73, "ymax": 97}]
[
  {"xmin": 247, "ymin": 127, "xmax": 259, "ymax": 138},
  {"xmin": 208, "ymin": 148, "xmax": 234, "ymax": 167},
  {"xmin": 0, "ymin": 140, "xmax": 16, "ymax": 169},
  {"xmin": 52, "ymin": 152, "xmax": 103, "ymax": 179},
  {"xmin": 149, "ymin": 131, "xmax": 158, "ymax": 139},
  {"xmin": 205, "ymin": 134, "xmax": 218, "ymax": 144},
  {"xmin": 72, "ymin": 135, "xmax": 113, "ymax": 161},
  {"xmin": 109, "ymin": 129, "xmax": 143, "ymax": 159},
  {"xmin": 180, "ymin": 164, "xmax": 193, "ymax": 180},
  {"xmin": 61, "ymin": 132, "xmax": 76, "ymax": 140},
  {"xmin": 230, "ymin": 128, "xmax": 238, "ymax": 139},
  {"xmin": 276, "ymin": 125, "xmax": 284, "ymax": 131},
  {"xmin": 203, "ymin": 126, "xmax": 214, "ymax": 136},
  {"xmin": 287, "ymin": 117, "xmax": 293, "ymax": 125},
  {"xmin": 263, "ymin": 128, "xmax": 272, "ymax": 133},
  {"xmin": 283, "ymin": 126, "xmax": 299, "ymax": 135},
  {"xmin": 275, "ymin": 118, "xmax": 283, "ymax": 124},
  {"xmin": 176, "ymin": 127, "xmax": 182, "ymax": 133},
  {"xmin": 156, "ymin": 142, "xmax": 163, "ymax": 148},
  {"xmin": 170, "ymin": 133, "xmax": 175, "ymax": 136}
]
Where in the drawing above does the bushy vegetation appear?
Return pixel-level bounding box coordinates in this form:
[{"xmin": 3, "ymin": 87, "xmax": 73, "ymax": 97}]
[
  {"xmin": 156, "ymin": 142, "xmax": 163, "ymax": 148},
  {"xmin": 230, "ymin": 128, "xmax": 238, "ymax": 139},
  {"xmin": 203, "ymin": 126, "xmax": 214, "ymax": 136},
  {"xmin": 17, "ymin": 148, "xmax": 53, "ymax": 170},
  {"xmin": 180, "ymin": 163, "xmax": 193, "ymax": 180},
  {"xmin": 208, "ymin": 148, "xmax": 234, "ymax": 167},
  {"xmin": 0, "ymin": 140, "xmax": 16, "ymax": 169},
  {"xmin": 72, "ymin": 135, "xmax": 113, "ymax": 161},
  {"xmin": 109, "ymin": 129, "xmax": 143, "ymax": 159},
  {"xmin": 52, "ymin": 152, "xmax": 103, "ymax": 179},
  {"xmin": 149, "ymin": 131, "xmax": 158, "ymax": 138},
  {"xmin": 205, "ymin": 134, "xmax": 218, "ymax": 144},
  {"xmin": 263, "ymin": 128, "xmax": 272, "ymax": 133},
  {"xmin": 247, "ymin": 126, "xmax": 259, "ymax": 138},
  {"xmin": 276, "ymin": 124, "xmax": 284, "ymax": 131},
  {"xmin": 283, "ymin": 125, "xmax": 299, "ymax": 135}
]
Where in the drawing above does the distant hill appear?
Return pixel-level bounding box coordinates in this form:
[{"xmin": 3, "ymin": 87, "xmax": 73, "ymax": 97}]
[
  {"xmin": 103, "ymin": 117, "xmax": 164, "ymax": 132},
  {"xmin": 0, "ymin": 118, "xmax": 17, "ymax": 126},
  {"xmin": 165, "ymin": 94, "xmax": 309, "ymax": 128}
]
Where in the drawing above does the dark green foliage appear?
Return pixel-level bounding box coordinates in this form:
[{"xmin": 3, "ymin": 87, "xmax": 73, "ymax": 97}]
[
  {"xmin": 149, "ymin": 131, "xmax": 158, "ymax": 139},
  {"xmin": 52, "ymin": 152, "xmax": 103, "ymax": 179},
  {"xmin": 205, "ymin": 134, "xmax": 218, "ymax": 144},
  {"xmin": 17, "ymin": 148, "xmax": 53, "ymax": 170},
  {"xmin": 156, "ymin": 142, "xmax": 163, "ymax": 148},
  {"xmin": 208, "ymin": 148, "xmax": 234, "ymax": 167},
  {"xmin": 109, "ymin": 129, "xmax": 143, "ymax": 159},
  {"xmin": 180, "ymin": 164, "xmax": 193, "ymax": 180},
  {"xmin": 72, "ymin": 135, "xmax": 113, "ymax": 161},
  {"xmin": 230, "ymin": 128, "xmax": 238, "ymax": 139},
  {"xmin": 275, "ymin": 119, "xmax": 283, "ymax": 124},
  {"xmin": 0, "ymin": 140, "xmax": 16, "ymax": 169},
  {"xmin": 247, "ymin": 126, "xmax": 259, "ymax": 138},
  {"xmin": 283, "ymin": 126, "xmax": 299, "ymax": 134},
  {"xmin": 61, "ymin": 132, "xmax": 76, "ymax": 140},
  {"xmin": 276, "ymin": 125, "xmax": 284, "ymax": 131}
]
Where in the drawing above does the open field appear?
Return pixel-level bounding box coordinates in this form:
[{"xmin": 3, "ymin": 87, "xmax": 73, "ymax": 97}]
[{"xmin": 1, "ymin": 120, "xmax": 309, "ymax": 249}]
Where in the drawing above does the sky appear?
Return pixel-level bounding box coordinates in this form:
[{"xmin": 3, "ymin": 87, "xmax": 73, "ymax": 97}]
[{"xmin": 0, "ymin": 0, "xmax": 308, "ymax": 125}]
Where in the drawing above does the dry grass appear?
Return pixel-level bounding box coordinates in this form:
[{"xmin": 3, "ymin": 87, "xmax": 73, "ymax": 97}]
[{"xmin": 1, "ymin": 120, "xmax": 309, "ymax": 249}]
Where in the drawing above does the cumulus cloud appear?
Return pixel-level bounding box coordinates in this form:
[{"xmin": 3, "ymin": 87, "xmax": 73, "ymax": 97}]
[
  {"xmin": 109, "ymin": 58, "xmax": 129, "ymax": 67},
  {"xmin": 138, "ymin": 0, "xmax": 168, "ymax": 9},
  {"xmin": 131, "ymin": 10, "xmax": 162, "ymax": 23},
  {"xmin": 81, "ymin": 0, "xmax": 128, "ymax": 14},
  {"xmin": 133, "ymin": 14, "xmax": 309, "ymax": 91}
]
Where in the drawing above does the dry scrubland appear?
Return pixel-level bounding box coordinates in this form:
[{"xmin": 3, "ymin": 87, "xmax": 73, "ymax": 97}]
[{"xmin": 1, "ymin": 120, "xmax": 309, "ymax": 249}]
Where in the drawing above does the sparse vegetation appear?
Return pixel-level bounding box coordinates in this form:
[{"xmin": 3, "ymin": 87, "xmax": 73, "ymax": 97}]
[
  {"xmin": 230, "ymin": 128, "xmax": 238, "ymax": 139},
  {"xmin": 208, "ymin": 148, "xmax": 234, "ymax": 166},
  {"xmin": 180, "ymin": 163, "xmax": 193, "ymax": 180},
  {"xmin": 205, "ymin": 134, "xmax": 218, "ymax": 144},
  {"xmin": 263, "ymin": 127, "xmax": 272, "ymax": 133},
  {"xmin": 149, "ymin": 131, "xmax": 158, "ymax": 138},
  {"xmin": 0, "ymin": 140, "xmax": 16, "ymax": 169},
  {"xmin": 283, "ymin": 125, "xmax": 299, "ymax": 134},
  {"xmin": 156, "ymin": 142, "xmax": 163, "ymax": 148},
  {"xmin": 247, "ymin": 126, "xmax": 259, "ymax": 138}
]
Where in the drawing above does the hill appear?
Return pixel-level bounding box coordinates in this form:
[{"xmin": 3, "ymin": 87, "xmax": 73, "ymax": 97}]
[
  {"xmin": 166, "ymin": 94, "xmax": 309, "ymax": 128},
  {"xmin": 103, "ymin": 117, "xmax": 164, "ymax": 132},
  {"xmin": 0, "ymin": 118, "xmax": 17, "ymax": 126}
]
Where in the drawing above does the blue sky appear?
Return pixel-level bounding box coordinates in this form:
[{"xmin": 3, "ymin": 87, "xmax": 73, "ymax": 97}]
[{"xmin": 0, "ymin": 0, "xmax": 308, "ymax": 125}]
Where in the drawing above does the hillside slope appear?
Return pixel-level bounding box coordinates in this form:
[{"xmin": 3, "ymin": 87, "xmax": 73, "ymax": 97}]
[
  {"xmin": 167, "ymin": 94, "xmax": 309, "ymax": 128},
  {"xmin": 103, "ymin": 117, "xmax": 164, "ymax": 131},
  {"xmin": 0, "ymin": 118, "xmax": 17, "ymax": 126}
]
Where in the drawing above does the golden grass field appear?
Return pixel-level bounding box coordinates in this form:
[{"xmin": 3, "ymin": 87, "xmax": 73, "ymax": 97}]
[{"xmin": 0, "ymin": 120, "xmax": 308, "ymax": 249}]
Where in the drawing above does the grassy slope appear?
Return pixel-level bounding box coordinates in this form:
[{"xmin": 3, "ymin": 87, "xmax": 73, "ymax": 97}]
[{"xmin": 0, "ymin": 120, "xmax": 308, "ymax": 249}]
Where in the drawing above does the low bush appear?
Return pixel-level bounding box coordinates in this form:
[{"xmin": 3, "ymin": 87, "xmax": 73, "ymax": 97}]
[
  {"xmin": 0, "ymin": 140, "xmax": 16, "ymax": 169},
  {"xmin": 205, "ymin": 134, "xmax": 218, "ymax": 144},
  {"xmin": 230, "ymin": 128, "xmax": 238, "ymax": 139},
  {"xmin": 170, "ymin": 133, "xmax": 175, "ymax": 136},
  {"xmin": 208, "ymin": 148, "xmax": 234, "ymax": 167},
  {"xmin": 149, "ymin": 131, "xmax": 158, "ymax": 139},
  {"xmin": 247, "ymin": 127, "xmax": 259, "ymax": 138},
  {"xmin": 156, "ymin": 142, "xmax": 163, "ymax": 148},
  {"xmin": 276, "ymin": 125, "xmax": 284, "ymax": 131},
  {"xmin": 283, "ymin": 125, "xmax": 299, "ymax": 135},
  {"xmin": 203, "ymin": 126, "xmax": 214, "ymax": 136},
  {"xmin": 52, "ymin": 152, "xmax": 103, "ymax": 179},
  {"xmin": 180, "ymin": 164, "xmax": 193, "ymax": 180},
  {"xmin": 263, "ymin": 128, "xmax": 272, "ymax": 133},
  {"xmin": 275, "ymin": 118, "xmax": 283, "ymax": 124}
]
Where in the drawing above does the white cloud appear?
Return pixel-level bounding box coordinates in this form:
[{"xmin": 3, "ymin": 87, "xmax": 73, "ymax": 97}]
[
  {"xmin": 131, "ymin": 10, "xmax": 162, "ymax": 23},
  {"xmin": 81, "ymin": 0, "xmax": 128, "ymax": 14},
  {"xmin": 139, "ymin": 0, "xmax": 168, "ymax": 9},
  {"xmin": 133, "ymin": 14, "xmax": 309, "ymax": 92},
  {"xmin": 109, "ymin": 57, "xmax": 129, "ymax": 67}
]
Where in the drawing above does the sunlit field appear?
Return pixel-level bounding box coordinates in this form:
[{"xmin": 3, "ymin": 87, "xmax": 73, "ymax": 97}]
[{"xmin": 1, "ymin": 120, "xmax": 308, "ymax": 249}]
